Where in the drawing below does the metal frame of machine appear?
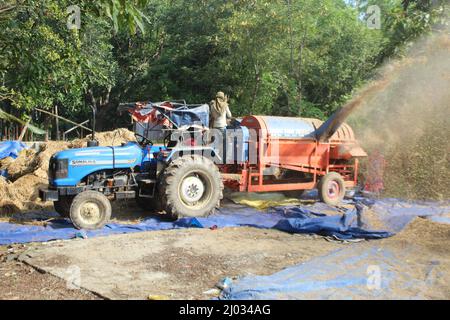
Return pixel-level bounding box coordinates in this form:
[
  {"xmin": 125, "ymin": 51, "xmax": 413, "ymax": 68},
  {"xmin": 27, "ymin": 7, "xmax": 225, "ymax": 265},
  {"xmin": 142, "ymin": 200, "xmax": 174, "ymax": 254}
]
[{"xmin": 220, "ymin": 115, "xmax": 364, "ymax": 194}]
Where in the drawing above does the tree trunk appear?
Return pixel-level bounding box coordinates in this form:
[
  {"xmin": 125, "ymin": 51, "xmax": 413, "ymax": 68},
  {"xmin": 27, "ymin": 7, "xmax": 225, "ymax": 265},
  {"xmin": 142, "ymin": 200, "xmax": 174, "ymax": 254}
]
[
  {"xmin": 287, "ymin": 0, "xmax": 294, "ymax": 75},
  {"xmin": 295, "ymin": 30, "xmax": 307, "ymax": 116},
  {"xmin": 88, "ymin": 85, "xmax": 112, "ymax": 131},
  {"xmin": 250, "ymin": 63, "xmax": 261, "ymax": 111}
]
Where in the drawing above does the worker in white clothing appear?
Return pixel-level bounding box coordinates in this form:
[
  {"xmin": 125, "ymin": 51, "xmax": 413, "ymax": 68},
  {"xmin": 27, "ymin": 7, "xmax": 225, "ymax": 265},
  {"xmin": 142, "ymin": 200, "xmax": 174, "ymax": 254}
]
[
  {"xmin": 209, "ymin": 91, "xmax": 232, "ymax": 130},
  {"xmin": 209, "ymin": 91, "xmax": 232, "ymax": 163}
]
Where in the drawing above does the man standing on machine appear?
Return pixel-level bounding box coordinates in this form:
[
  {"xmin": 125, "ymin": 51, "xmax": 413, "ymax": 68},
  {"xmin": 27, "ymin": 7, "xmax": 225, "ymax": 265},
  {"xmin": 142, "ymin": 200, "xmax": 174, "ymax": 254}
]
[
  {"xmin": 209, "ymin": 91, "xmax": 232, "ymax": 130},
  {"xmin": 209, "ymin": 91, "xmax": 232, "ymax": 163}
]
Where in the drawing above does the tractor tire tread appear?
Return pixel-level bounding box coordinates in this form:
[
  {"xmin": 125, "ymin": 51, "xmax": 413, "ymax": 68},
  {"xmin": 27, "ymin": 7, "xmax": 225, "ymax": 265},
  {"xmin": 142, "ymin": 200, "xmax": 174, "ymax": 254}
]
[
  {"xmin": 70, "ymin": 190, "xmax": 112, "ymax": 230},
  {"xmin": 159, "ymin": 155, "xmax": 223, "ymax": 219}
]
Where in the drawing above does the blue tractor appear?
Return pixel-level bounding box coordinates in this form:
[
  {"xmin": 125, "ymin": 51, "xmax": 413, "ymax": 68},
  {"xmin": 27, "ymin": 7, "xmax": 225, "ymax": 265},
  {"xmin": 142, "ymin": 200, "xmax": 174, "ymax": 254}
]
[{"xmin": 39, "ymin": 102, "xmax": 225, "ymax": 230}]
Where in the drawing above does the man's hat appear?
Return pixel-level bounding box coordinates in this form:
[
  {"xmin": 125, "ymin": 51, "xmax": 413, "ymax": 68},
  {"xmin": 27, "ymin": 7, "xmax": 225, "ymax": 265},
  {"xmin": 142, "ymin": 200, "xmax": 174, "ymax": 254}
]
[{"xmin": 216, "ymin": 91, "xmax": 225, "ymax": 100}]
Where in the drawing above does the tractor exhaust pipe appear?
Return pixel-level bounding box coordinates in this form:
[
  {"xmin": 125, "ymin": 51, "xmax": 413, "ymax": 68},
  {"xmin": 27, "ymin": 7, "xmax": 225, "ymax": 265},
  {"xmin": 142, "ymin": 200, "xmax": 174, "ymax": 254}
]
[{"xmin": 87, "ymin": 105, "xmax": 99, "ymax": 147}]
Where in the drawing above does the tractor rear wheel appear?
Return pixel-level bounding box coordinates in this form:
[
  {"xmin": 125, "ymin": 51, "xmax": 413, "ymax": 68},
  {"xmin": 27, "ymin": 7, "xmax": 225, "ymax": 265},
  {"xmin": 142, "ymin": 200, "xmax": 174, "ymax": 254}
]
[
  {"xmin": 54, "ymin": 196, "xmax": 74, "ymax": 218},
  {"xmin": 159, "ymin": 155, "xmax": 223, "ymax": 219},
  {"xmin": 69, "ymin": 191, "xmax": 112, "ymax": 230},
  {"xmin": 318, "ymin": 172, "xmax": 346, "ymax": 206}
]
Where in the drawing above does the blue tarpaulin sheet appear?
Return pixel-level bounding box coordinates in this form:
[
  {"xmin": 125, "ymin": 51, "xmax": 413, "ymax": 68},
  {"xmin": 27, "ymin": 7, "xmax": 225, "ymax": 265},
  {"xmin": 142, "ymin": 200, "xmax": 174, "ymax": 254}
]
[
  {"xmin": 0, "ymin": 205, "xmax": 304, "ymax": 245},
  {"xmin": 220, "ymin": 245, "xmax": 445, "ymax": 300},
  {"xmin": 0, "ymin": 141, "xmax": 28, "ymax": 160},
  {"xmin": 0, "ymin": 198, "xmax": 449, "ymax": 245},
  {"xmin": 1, "ymin": 197, "xmax": 449, "ymax": 300},
  {"xmin": 219, "ymin": 198, "xmax": 450, "ymax": 300},
  {"xmin": 154, "ymin": 104, "xmax": 210, "ymax": 128}
]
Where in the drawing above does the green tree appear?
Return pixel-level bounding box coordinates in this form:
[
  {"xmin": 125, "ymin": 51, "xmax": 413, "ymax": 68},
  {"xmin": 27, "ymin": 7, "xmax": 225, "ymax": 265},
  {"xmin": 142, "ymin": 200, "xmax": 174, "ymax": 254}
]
[
  {"xmin": 359, "ymin": 0, "xmax": 448, "ymax": 63},
  {"xmin": 0, "ymin": 0, "xmax": 151, "ymax": 132},
  {"xmin": 1, "ymin": 0, "xmax": 444, "ymax": 134}
]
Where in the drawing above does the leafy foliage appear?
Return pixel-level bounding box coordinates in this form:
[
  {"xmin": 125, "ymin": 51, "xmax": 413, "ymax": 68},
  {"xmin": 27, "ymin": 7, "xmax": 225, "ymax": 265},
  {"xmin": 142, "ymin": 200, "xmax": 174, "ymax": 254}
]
[{"xmin": 0, "ymin": 0, "xmax": 445, "ymax": 132}]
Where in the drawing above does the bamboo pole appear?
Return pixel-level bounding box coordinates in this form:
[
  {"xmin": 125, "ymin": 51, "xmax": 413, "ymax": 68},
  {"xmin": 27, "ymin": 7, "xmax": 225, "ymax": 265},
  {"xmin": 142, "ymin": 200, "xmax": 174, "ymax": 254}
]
[
  {"xmin": 18, "ymin": 119, "xmax": 30, "ymax": 141},
  {"xmin": 35, "ymin": 108, "xmax": 92, "ymax": 132},
  {"xmin": 55, "ymin": 105, "xmax": 60, "ymax": 140}
]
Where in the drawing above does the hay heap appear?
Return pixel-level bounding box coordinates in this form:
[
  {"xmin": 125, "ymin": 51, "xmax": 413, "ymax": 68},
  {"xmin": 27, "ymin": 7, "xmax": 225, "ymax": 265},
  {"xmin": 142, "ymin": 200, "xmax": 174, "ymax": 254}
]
[
  {"xmin": 70, "ymin": 128, "xmax": 137, "ymax": 148},
  {"xmin": 0, "ymin": 128, "xmax": 136, "ymax": 215}
]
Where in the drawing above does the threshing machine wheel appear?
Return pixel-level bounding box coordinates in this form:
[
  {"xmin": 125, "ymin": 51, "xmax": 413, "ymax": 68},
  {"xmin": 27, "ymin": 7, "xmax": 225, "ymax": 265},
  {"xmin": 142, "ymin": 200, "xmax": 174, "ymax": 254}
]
[
  {"xmin": 159, "ymin": 155, "xmax": 223, "ymax": 219},
  {"xmin": 69, "ymin": 190, "xmax": 112, "ymax": 230},
  {"xmin": 54, "ymin": 196, "xmax": 74, "ymax": 218},
  {"xmin": 318, "ymin": 172, "xmax": 346, "ymax": 206}
]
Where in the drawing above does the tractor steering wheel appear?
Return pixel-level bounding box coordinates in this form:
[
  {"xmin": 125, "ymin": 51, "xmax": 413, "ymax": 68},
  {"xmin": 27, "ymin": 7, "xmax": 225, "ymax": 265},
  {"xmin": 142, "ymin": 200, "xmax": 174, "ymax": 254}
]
[{"xmin": 134, "ymin": 133, "xmax": 153, "ymax": 147}]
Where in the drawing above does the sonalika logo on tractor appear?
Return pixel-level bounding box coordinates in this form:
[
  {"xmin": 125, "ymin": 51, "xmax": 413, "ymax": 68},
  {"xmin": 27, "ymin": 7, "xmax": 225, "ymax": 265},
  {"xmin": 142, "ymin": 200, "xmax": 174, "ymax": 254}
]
[{"xmin": 71, "ymin": 160, "xmax": 96, "ymax": 166}]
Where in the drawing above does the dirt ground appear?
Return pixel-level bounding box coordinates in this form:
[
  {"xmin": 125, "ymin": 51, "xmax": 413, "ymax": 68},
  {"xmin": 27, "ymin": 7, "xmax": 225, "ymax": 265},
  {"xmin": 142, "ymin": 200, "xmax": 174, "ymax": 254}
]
[
  {"xmin": 0, "ymin": 198, "xmax": 349, "ymax": 300},
  {"xmin": 1, "ymin": 216, "xmax": 449, "ymax": 300},
  {"xmin": 9, "ymin": 227, "xmax": 345, "ymax": 300},
  {"xmin": 1, "ymin": 197, "xmax": 449, "ymax": 300},
  {"xmin": 0, "ymin": 246, "xmax": 99, "ymax": 300}
]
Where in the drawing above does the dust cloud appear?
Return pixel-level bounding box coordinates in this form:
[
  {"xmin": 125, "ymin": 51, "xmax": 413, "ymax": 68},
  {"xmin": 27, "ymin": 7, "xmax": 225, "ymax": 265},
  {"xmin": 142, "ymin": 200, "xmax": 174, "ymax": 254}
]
[{"xmin": 349, "ymin": 32, "xmax": 450, "ymax": 200}]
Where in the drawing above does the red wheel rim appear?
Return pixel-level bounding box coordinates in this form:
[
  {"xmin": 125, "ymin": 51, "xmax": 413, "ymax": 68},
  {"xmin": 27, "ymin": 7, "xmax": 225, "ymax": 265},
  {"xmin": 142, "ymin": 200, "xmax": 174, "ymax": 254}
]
[{"xmin": 327, "ymin": 181, "xmax": 340, "ymax": 199}]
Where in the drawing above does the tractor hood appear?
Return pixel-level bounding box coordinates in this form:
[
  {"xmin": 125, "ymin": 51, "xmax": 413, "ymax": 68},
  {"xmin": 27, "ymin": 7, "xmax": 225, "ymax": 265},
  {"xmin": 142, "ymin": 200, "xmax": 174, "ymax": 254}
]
[{"xmin": 50, "ymin": 142, "xmax": 147, "ymax": 187}]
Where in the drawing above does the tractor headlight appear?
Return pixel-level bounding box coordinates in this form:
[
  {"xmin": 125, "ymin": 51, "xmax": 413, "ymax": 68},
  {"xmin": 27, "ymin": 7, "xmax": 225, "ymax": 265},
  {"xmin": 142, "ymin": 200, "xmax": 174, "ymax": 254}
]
[{"xmin": 49, "ymin": 158, "xmax": 68, "ymax": 180}]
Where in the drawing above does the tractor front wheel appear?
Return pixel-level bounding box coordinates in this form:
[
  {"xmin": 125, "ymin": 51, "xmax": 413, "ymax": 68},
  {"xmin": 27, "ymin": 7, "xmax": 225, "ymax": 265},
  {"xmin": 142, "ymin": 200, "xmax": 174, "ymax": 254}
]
[
  {"xmin": 318, "ymin": 172, "xmax": 346, "ymax": 206},
  {"xmin": 159, "ymin": 155, "xmax": 223, "ymax": 219},
  {"xmin": 70, "ymin": 191, "xmax": 112, "ymax": 230}
]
